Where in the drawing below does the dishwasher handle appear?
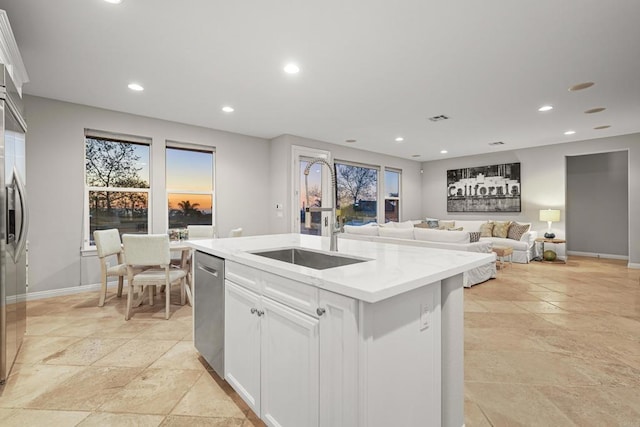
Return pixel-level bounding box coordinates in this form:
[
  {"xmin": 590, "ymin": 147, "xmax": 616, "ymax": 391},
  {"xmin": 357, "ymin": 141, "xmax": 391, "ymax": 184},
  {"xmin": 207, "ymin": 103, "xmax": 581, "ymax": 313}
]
[{"xmin": 197, "ymin": 263, "xmax": 219, "ymax": 277}]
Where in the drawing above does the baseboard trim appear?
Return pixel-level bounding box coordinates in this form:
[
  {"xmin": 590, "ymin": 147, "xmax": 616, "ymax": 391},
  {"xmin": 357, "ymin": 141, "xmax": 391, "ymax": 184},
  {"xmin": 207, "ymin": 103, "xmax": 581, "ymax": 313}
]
[
  {"xmin": 566, "ymin": 251, "xmax": 629, "ymax": 261},
  {"xmin": 27, "ymin": 281, "xmax": 108, "ymax": 301},
  {"xmin": 628, "ymin": 262, "xmax": 640, "ymax": 269}
]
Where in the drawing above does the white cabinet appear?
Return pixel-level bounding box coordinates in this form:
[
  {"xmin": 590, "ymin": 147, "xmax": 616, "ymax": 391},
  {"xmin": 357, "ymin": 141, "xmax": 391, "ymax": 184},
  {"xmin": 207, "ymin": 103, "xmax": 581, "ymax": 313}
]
[
  {"xmin": 225, "ymin": 274, "xmax": 321, "ymax": 427},
  {"xmin": 224, "ymin": 281, "xmax": 261, "ymax": 414},
  {"xmin": 261, "ymin": 295, "xmax": 319, "ymax": 427},
  {"xmin": 223, "ymin": 260, "xmax": 441, "ymax": 427}
]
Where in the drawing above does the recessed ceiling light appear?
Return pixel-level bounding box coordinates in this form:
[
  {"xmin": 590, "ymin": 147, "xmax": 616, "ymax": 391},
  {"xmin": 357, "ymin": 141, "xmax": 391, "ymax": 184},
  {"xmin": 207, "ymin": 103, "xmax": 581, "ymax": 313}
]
[
  {"xmin": 440, "ymin": 150, "xmax": 448, "ymax": 154},
  {"xmin": 127, "ymin": 83, "xmax": 143, "ymax": 91},
  {"xmin": 104, "ymin": 0, "xmax": 122, "ymax": 3},
  {"xmin": 284, "ymin": 63, "xmax": 300, "ymax": 74},
  {"xmin": 594, "ymin": 125, "xmax": 611, "ymax": 130},
  {"xmin": 584, "ymin": 107, "xmax": 606, "ymax": 114},
  {"xmin": 411, "ymin": 154, "xmax": 421, "ymax": 158},
  {"xmin": 222, "ymin": 106, "xmax": 234, "ymax": 113},
  {"xmin": 538, "ymin": 105, "xmax": 553, "ymax": 112},
  {"xmin": 568, "ymin": 82, "xmax": 594, "ymax": 91},
  {"xmin": 564, "ymin": 130, "xmax": 576, "ymax": 135},
  {"xmin": 395, "ymin": 137, "xmax": 404, "ymax": 142}
]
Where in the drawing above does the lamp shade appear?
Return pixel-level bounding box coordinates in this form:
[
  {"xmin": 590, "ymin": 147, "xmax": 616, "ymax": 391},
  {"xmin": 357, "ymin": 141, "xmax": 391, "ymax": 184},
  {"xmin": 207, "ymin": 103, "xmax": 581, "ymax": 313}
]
[{"xmin": 539, "ymin": 209, "xmax": 560, "ymax": 222}]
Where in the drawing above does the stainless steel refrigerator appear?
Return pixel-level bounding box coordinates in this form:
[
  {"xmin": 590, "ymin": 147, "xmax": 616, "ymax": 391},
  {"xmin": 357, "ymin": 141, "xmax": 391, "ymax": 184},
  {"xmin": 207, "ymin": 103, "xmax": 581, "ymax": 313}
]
[{"xmin": 0, "ymin": 63, "xmax": 27, "ymax": 384}]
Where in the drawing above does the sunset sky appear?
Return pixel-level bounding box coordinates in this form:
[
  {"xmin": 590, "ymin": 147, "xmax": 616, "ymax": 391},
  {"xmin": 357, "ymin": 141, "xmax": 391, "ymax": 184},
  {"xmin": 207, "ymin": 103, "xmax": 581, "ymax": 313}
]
[{"xmin": 166, "ymin": 148, "xmax": 214, "ymax": 213}]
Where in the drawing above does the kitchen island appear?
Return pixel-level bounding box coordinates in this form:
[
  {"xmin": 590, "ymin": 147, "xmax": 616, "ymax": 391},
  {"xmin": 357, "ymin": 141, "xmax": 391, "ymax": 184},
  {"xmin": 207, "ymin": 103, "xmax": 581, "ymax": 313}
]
[{"xmin": 188, "ymin": 234, "xmax": 493, "ymax": 427}]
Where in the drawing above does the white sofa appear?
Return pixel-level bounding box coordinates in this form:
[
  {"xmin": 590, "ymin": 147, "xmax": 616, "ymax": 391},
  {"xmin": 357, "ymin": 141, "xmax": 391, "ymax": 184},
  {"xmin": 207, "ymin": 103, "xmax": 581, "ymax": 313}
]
[
  {"xmin": 340, "ymin": 222, "xmax": 496, "ymax": 287},
  {"xmin": 433, "ymin": 220, "xmax": 538, "ymax": 263}
]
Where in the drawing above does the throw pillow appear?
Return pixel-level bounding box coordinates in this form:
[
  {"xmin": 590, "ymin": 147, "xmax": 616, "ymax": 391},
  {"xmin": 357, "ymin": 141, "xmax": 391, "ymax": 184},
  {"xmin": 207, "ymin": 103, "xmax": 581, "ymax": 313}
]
[
  {"xmin": 447, "ymin": 227, "xmax": 464, "ymax": 231},
  {"xmin": 469, "ymin": 231, "xmax": 481, "ymax": 243},
  {"xmin": 438, "ymin": 220, "xmax": 455, "ymax": 230},
  {"xmin": 492, "ymin": 221, "xmax": 512, "ymax": 238},
  {"xmin": 507, "ymin": 222, "xmax": 531, "ymax": 241},
  {"xmin": 414, "ymin": 222, "xmax": 430, "ymax": 229},
  {"xmin": 426, "ymin": 219, "xmax": 439, "ymax": 229},
  {"xmin": 479, "ymin": 222, "xmax": 494, "ymax": 237}
]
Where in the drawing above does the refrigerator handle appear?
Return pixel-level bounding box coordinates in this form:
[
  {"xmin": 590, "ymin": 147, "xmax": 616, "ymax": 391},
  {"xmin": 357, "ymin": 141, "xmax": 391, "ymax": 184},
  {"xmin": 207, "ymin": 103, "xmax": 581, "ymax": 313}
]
[{"xmin": 13, "ymin": 166, "xmax": 29, "ymax": 263}]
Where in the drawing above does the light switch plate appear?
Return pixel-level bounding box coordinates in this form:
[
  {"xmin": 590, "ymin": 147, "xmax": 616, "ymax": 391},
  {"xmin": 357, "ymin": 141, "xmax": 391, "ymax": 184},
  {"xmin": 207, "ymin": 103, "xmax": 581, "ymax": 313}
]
[{"xmin": 420, "ymin": 303, "xmax": 430, "ymax": 330}]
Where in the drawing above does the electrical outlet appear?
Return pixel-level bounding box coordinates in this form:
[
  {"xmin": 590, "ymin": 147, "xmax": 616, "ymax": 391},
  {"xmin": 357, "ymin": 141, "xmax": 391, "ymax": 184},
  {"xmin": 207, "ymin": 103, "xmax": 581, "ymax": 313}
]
[{"xmin": 420, "ymin": 303, "xmax": 430, "ymax": 330}]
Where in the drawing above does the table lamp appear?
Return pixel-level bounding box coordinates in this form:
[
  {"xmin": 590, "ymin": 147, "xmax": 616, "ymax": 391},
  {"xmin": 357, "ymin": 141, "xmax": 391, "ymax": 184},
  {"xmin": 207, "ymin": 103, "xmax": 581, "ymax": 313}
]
[{"xmin": 539, "ymin": 209, "xmax": 560, "ymax": 239}]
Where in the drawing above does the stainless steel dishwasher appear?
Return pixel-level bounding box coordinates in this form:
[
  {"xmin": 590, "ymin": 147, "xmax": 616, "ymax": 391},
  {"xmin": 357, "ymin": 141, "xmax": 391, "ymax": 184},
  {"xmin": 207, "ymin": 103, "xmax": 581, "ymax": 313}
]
[{"xmin": 194, "ymin": 251, "xmax": 225, "ymax": 377}]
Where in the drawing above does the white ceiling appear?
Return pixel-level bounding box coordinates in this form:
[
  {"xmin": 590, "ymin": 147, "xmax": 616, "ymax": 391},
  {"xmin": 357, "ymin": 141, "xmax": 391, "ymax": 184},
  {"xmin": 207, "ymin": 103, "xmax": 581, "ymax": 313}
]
[{"xmin": 2, "ymin": 0, "xmax": 639, "ymax": 161}]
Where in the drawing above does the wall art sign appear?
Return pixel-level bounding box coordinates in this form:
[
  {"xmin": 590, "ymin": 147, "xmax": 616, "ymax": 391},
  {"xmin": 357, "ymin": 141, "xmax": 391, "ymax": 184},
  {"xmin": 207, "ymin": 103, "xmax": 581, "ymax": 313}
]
[{"xmin": 447, "ymin": 163, "xmax": 521, "ymax": 212}]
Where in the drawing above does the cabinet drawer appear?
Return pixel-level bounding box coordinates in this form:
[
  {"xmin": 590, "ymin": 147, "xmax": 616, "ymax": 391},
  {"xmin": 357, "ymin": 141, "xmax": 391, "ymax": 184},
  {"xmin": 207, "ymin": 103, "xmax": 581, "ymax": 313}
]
[
  {"xmin": 226, "ymin": 261, "xmax": 319, "ymax": 317},
  {"xmin": 261, "ymin": 270, "xmax": 319, "ymax": 318},
  {"xmin": 226, "ymin": 261, "xmax": 261, "ymax": 293}
]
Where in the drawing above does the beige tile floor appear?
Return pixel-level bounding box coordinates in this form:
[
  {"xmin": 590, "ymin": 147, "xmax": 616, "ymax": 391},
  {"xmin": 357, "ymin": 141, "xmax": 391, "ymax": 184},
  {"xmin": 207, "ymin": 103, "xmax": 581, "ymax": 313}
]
[
  {"xmin": 465, "ymin": 256, "xmax": 640, "ymax": 427},
  {"xmin": 0, "ymin": 256, "xmax": 639, "ymax": 426}
]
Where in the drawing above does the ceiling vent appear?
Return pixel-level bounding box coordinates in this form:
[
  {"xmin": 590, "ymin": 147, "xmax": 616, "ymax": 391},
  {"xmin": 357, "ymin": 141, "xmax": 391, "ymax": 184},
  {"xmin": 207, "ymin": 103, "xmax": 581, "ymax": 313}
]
[
  {"xmin": 428, "ymin": 114, "xmax": 450, "ymax": 122},
  {"xmin": 489, "ymin": 141, "xmax": 505, "ymax": 146}
]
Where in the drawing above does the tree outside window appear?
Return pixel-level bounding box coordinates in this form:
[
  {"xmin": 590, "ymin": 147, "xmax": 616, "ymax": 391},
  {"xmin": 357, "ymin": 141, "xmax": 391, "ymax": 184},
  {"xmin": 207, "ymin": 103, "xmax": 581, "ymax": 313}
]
[
  {"xmin": 85, "ymin": 136, "xmax": 150, "ymax": 245},
  {"xmin": 336, "ymin": 162, "xmax": 378, "ymax": 225}
]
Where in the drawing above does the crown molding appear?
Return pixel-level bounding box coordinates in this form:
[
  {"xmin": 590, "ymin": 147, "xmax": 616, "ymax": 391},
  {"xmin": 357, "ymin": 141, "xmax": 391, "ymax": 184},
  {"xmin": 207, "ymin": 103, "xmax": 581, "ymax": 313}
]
[{"xmin": 0, "ymin": 10, "xmax": 30, "ymax": 94}]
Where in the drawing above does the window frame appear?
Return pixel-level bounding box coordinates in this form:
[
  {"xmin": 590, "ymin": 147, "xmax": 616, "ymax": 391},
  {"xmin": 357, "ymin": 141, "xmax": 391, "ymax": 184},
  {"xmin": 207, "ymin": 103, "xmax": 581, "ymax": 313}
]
[
  {"xmin": 334, "ymin": 159, "xmax": 380, "ymax": 225},
  {"xmin": 383, "ymin": 167, "xmax": 402, "ymax": 223},
  {"xmin": 83, "ymin": 130, "xmax": 152, "ymax": 250},
  {"xmin": 165, "ymin": 141, "xmax": 216, "ymax": 231}
]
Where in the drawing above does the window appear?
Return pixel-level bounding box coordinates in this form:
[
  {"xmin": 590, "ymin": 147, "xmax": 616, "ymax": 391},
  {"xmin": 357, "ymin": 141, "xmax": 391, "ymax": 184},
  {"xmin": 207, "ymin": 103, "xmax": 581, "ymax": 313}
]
[
  {"xmin": 336, "ymin": 161, "xmax": 378, "ymax": 225},
  {"xmin": 166, "ymin": 145, "xmax": 214, "ymax": 230},
  {"xmin": 85, "ymin": 132, "xmax": 150, "ymax": 246},
  {"xmin": 384, "ymin": 169, "xmax": 401, "ymax": 222}
]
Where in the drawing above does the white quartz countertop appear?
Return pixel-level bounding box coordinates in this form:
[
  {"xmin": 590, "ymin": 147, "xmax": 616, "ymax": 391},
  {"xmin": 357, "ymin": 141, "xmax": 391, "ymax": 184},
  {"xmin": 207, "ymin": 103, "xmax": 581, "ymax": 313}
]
[{"xmin": 187, "ymin": 234, "xmax": 493, "ymax": 303}]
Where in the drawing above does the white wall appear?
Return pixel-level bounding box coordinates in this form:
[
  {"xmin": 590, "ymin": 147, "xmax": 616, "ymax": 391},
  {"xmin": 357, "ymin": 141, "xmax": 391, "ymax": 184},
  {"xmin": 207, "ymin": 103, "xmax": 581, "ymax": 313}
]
[
  {"xmin": 25, "ymin": 95, "xmax": 270, "ymax": 293},
  {"xmin": 420, "ymin": 133, "xmax": 640, "ymax": 266},
  {"xmin": 268, "ymin": 134, "xmax": 423, "ymax": 234}
]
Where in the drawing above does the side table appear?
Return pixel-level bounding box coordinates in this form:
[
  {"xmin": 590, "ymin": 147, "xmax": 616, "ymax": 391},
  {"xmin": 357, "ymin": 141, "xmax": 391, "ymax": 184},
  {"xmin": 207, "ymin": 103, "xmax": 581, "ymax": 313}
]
[
  {"xmin": 492, "ymin": 245, "xmax": 513, "ymax": 270},
  {"xmin": 535, "ymin": 238, "xmax": 567, "ymax": 264}
]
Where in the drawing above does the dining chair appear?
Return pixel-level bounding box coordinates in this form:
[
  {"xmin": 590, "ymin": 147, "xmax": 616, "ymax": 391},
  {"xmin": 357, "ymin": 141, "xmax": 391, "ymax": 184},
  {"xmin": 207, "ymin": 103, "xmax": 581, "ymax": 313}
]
[
  {"xmin": 187, "ymin": 224, "xmax": 216, "ymax": 239},
  {"xmin": 122, "ymin": 234, "xmax": 188, "ymax": 320},
  {"xmin": 93, "ymin": 229, "xmax": 128, "ymax": 307},
  {"xmin": 228, "ymin": 227, "xmax": 243, "ymax": 237}
]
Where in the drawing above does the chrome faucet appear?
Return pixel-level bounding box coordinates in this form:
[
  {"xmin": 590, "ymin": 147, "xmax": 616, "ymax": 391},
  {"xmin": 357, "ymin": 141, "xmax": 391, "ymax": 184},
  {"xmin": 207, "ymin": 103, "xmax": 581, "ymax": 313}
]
[{"xmin": 303, "ymin": 158, "xmax": 343, "ymax": 251}]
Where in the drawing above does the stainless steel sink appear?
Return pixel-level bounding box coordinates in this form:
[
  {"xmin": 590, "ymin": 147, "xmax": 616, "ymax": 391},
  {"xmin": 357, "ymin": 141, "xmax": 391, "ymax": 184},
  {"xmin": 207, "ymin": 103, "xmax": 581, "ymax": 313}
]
[{"xmin": 251, "ymin": 247, "xmax": 368, "ymax": 270}]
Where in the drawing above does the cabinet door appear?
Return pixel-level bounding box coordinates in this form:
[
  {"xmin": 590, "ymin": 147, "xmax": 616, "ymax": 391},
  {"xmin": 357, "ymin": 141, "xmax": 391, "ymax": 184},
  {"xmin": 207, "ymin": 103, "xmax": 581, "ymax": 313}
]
[
  {"xmin": 261, "ymin": 297, "xmax": 319, "ymax": 427},
  {"xmin": 225, "ymin": 281, "xmax": 261, "ymax": 415},
  {"xmin": 318, "ymin": 290, "xmax": 359, "ymax": 427}
]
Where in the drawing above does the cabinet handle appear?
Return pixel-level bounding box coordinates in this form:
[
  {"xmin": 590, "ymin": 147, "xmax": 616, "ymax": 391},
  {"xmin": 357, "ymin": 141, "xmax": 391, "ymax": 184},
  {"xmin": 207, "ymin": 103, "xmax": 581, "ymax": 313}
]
[
  {"xmin": 256, "ymin": 309, "xmax": 265, "ymax": 317},
  {"xmin": 316, "ymin": 307, "xmax": 326, "ymax": 316},
  {"xmin": 250, "ymin": 308, "xmax": 257, "ymax": 315}
]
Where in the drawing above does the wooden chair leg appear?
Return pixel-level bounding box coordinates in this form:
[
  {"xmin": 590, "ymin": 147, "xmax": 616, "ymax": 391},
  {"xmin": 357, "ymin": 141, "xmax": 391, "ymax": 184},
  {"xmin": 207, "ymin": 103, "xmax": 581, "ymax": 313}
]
[
  {"xmin": 125, "ymin": 282, "xmax": 134, "ymax": 320},
  {"xmin": 165, "ymin": 282, "xmax": 171, "ymax": 320},
  {"xmin": 117, "ymin": 276, "xmax": 124, "ymax": 297},
  {"xmin": 98, "ymin": 274, "xmax": 107, "ymax": 307},
  {"xmin": 148, "ymin": 285, "xmax": 154, "ymax": 306},
  {"xmin": 180, "ymin": 278, "xmax": 186, "ymax": 306}
]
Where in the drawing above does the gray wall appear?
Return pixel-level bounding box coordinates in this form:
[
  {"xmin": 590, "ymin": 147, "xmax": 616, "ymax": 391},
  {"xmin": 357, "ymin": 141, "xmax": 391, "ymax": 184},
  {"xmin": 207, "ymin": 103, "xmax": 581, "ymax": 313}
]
[
  {"xmin": 566, "ymin": 151, "xmax": 628, "ymax": 256},
  {"xmin": 268, "ymin": 134, "xmax": 423, "ymax": 234},
  {"xmin": 24, "ymin": 94, "xmax": 640, "ymax": 295},
  {"xmin": 420, "ymin": 133, "xmax": 640, "ymax": 267},
  {"xmin": 25, "ymin": 95, "xmax": 270, "ymax": 293}
]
